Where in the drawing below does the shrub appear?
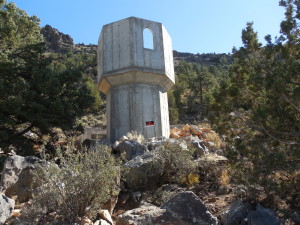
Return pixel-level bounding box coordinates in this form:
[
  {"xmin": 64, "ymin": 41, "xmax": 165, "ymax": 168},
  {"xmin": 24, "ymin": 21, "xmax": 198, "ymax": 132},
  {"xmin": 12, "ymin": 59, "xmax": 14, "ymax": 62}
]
[
  {"xmin": 158, "ymin": 142, "xmax": 197, "ymax": 184},
  {"xmin": 198, "ymin": 155, "xmax": 230, "ymax": 187},
  {"xmin": 22, "ymin": 145, "xmax": 120, "ymax": 223},
  {"xmin": 181, "ymin": 173, "xmax": 200, "ymax": 186},
  {"xmin": 205, "ymin": 132, "xmax": 222, "ymax": 149},
  {"xmin": 197, "ymin": 123, "xmax": 211, "ymax": 129},
  {"xmin": 169, "ymin": 107, "xmax": 179, "ymax": 124},
  {"xmin": 218, "ymin": 168, "xmax": 230, "ymax": 186}
]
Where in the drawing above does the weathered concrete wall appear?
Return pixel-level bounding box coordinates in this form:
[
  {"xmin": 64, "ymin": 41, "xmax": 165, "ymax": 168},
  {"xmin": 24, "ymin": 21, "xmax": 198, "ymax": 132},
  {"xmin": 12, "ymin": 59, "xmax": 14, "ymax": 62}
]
[
  {"xmin": 106, "ymin": 83, "xmax": 169, "ymax": 142},
  {"xmin": 98, "ymin": 17, "xmax": 175, "ymax": 94},
  {"xmin": 98, "ymin": 17, "xmax": 174, "ymax": 142}
]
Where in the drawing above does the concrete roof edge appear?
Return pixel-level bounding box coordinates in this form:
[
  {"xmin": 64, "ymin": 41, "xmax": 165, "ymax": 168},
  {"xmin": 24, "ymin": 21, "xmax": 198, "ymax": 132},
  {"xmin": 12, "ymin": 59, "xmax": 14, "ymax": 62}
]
[{"xmin": 102, "ymin": 16, "xmax": 163, "ymax": 28}]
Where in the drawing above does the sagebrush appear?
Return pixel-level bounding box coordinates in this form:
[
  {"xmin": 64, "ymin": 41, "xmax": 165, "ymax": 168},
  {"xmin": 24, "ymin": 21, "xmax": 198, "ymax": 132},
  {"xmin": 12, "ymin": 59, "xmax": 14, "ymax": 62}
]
[
  {"xmin": 158, "ymin": 142, "xmax": 197, "ymax": 184},
  {"xmin": 22, "ymin": 145, "xmax": 120, "ymax": 223}
]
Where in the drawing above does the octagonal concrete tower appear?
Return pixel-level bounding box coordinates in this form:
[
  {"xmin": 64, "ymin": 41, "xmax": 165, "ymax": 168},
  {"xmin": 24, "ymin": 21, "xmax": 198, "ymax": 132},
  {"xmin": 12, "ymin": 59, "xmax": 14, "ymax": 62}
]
[{"xmin": 97, "ymin": 17, "xmax": 175, "ymax": 142}]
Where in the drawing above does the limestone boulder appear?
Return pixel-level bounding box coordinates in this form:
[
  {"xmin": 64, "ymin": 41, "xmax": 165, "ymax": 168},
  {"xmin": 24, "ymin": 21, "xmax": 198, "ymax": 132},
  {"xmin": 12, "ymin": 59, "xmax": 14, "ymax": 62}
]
[
  {"xmin": 161, "ymin": 191, "xmax": 218, "ymax": 225},
  {"xmin": 116, "ymin": 202, "xmax": 192, "ymax": 225},
  {"xmin": 94, "ymin": 219, "xmax": 111, "ymax": 225},
  {"xmin": 0, "ymin": 194, "xmax": 15, "ymax": 225},
  {"xmin": 190, "ymin": 125, "xmax": 203, "ymax": 136},
  {"xmin": 166, "ymin": 138, "xmax": 188, "ymax": 151},
  {"xmin": 221, "ymin": 200, "xmax": 253, "ymax": 225},
  {"xmin": 116, "ymin": 140, "xmax": 147, "ymax": 160},
  {"xmin": 247, "ymin": 204, "xmax": 282, "ymax": 225},
  {"xmin": 123, "ymin": 151, "xmax": 163, "ymax": 191},
  {"xmin": 143, "ymin": 137, "xmax": 167, "ymax": 151},
  {"xmin": 102, "ymin": 195, "xmax": 118, "ymax": 215},
  {"xmin": 0, "ymin": 155, "xmax": 47, "ymax": 203},
  {"xmin": 98, "ymin": 209, "xmax": 114, "ymax": 225},
  {"xmin": 119, "ymin": 136, "xmax": 128, "ymax": 142},
  {"xmin": 145, "ymin": 184, "xmax": 183, "ymax": 207},
  {"xmin": 115, "ymin": 191, "xmax": 143, "ymax": 212},
  {"xmin": 113, "ymin": 141, "xmax": 120, "ymax": 149}
]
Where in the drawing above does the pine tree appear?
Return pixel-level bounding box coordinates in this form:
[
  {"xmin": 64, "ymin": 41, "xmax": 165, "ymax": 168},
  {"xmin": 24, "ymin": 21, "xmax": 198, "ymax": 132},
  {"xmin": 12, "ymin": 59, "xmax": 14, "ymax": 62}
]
[
  {"xmin": 0, "ymin": 1, "xmax": 99, "ymax": 154},
  {"xmin": 208, "ymin": 0, "xmax": 300, "ymax": 201}
]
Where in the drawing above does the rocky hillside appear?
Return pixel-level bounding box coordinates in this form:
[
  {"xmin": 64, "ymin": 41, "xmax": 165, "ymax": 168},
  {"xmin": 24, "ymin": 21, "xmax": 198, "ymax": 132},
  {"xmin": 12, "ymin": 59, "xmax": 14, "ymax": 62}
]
[
  {"xmin": 40, "ymin": 25, "xmax": 232, "ymax": 65},
  {"xmin": 0, "ymin": 124, "xmax": 287, "ymax": 224},
  {"xmin": 41, "ymin": 25, "xmax": 97, "ymax": 54},
  {"xmin": 173, "ymin": 50, "xmax": 233, "ymax": 66},
  {"xmin": 0, "ymin": 25, "xmax": 295, "ymax": 225},
  {"xmin": 41, "ymin": 25, "xmax": 75, "ymax": 53}
]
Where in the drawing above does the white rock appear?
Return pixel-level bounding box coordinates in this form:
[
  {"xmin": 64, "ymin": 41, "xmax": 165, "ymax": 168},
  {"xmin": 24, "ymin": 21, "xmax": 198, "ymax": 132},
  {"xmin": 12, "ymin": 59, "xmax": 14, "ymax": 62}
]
[
  {"xmin": 0, "ymin": 155, "xmax": 47, "ymax": 203},
  {"xmin": 99, "ymin": 209, "xmax": 114, "ymax": 225},
  {"xmin": 11, "ymin": 209, "xmax": 21, "ymax": 217},
  {"xmin": 0, "ymin": 194, "xmax": 15, "ymax": 225},
  {"xmin": 119, "ymin": 136, "xmax": 128, "ymax": 142},
  {"xmin": 113, "ymin": 141, "xmax": 120, "ymax": 149},
  {"xmin": 94, "ymin": 219, "xmax": 111, "ymax": 225}
]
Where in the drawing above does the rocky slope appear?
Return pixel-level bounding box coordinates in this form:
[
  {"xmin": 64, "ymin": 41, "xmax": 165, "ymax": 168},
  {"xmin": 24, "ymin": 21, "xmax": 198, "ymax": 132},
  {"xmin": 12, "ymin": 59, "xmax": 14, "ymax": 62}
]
[
  {"xmin": 173, "ymin": 50, "xmax": 233, "ymax": 66},
  {"xmin": 41, "ymin": 25, "xmax": 75, "ymax": 53},
  {"xmin": 0, "ymin": 128, "xmax": 286, "ymax": 224},
  {"xmin": 41, "ymin": 25, "xmax": 97, "ymax": 54},
  {"xmin": 40, "ymin": 25, "xmax": 232, "ymax": 65}
]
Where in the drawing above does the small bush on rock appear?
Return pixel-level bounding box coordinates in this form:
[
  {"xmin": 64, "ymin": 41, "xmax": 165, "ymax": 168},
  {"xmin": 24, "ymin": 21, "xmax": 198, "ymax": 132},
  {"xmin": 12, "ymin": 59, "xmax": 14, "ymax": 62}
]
[
  {"xmin": 205, "ymin": 132, "xmax": 223, "ymax": 149},
  {"xmin": 158, "ymin": 142, "xmax": 197, "ymax": 184},
  {"xmin": 126, "ymin": 130, "xmax": 144, "ymax": 143},
  {"xmin": 198, "ymin": 156, "xmax": 229, "ymax": 188},
  {"xmin": 22, "ymin": 145, "xmax": 120, "ymax": 223}
]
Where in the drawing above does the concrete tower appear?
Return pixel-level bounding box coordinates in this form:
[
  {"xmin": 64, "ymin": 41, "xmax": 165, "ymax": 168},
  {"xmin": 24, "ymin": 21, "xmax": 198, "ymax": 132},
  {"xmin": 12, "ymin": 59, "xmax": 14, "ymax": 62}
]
[{"xmin": 97, "ymin": 17, "xmax": 175, "ymax": 142}]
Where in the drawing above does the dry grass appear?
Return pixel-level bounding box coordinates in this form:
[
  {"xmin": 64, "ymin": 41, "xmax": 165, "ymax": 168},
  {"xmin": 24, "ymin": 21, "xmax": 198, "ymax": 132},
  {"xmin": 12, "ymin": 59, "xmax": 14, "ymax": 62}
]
[
  {"xmin": 197, "ymin": 122, "xmax": 212, "ymax": 129},
  {"xmin": 205, "ymin": 132, "xmax": 223, "ymax": 149},
  {"xmin": 219, "ymin": 168, "xmax": 230, "ymax": 186},
  {"xmin": 77, "ymin": 113, "xmax": 106, "ymax": 129},
  {"xmin": 182, "ymin": 173, "xmax": 200, "ymax": 186}
]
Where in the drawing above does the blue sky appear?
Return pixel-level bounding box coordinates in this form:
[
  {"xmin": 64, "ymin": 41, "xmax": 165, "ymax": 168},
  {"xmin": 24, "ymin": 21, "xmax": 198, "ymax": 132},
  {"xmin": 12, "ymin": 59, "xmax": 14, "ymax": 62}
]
[{"xmin": 8, "ymin": 0, "xmax": 285, "ymax": 54}]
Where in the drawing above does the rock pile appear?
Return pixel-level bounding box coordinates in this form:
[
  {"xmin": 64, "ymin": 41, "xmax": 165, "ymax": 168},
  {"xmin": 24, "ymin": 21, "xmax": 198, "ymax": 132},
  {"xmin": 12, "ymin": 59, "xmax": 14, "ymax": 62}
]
[
  {"xmin": 170, "ymin": 124, "xmax": 214, "ymax": 140},
  {"xmin": 116, "ymin": 192, "xmax": 218, "ymax": 225},
  {"xmin": 0, "ymin": 155, "xmax": 47, "ymax": 203},
  {"xmin": 221, "ymin": 200, "xmax": 283, "ymax": 225},
  {"xmin": 0, "ymin": 125, "xmax": 285, "ymax": 224}
]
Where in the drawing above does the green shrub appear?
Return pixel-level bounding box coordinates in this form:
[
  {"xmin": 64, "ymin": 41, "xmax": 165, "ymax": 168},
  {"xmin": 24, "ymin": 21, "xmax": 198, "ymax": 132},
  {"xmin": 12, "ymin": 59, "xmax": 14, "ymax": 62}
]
[
  {"xmin": 169, "ymin": 107, "xmax": 179, "ymax": 124},
  {"xmin": 22, "ymin": 145, "xmax": 120, "ymax": 223},
  {"xmin": 158, "ymin": 142, "xmax": 197, "ymax": 184}
]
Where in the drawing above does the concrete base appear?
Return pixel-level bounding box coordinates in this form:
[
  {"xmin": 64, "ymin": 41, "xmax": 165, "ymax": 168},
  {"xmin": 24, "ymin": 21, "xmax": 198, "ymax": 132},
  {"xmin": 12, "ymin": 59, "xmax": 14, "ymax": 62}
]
[{"xmin": 107, "ymin": 83, "xmax": 170, "ymax": 142}]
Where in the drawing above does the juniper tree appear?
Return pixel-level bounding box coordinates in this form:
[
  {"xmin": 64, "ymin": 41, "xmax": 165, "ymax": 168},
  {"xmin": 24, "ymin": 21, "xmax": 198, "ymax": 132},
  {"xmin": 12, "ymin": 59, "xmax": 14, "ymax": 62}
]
[
  {"xmin": 0, "ymin": 1, "xmax": 99, "ymax": 155},
  {"xmin": 208, "ymin": 0, "xmax": 300, "ymax": 200}
]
